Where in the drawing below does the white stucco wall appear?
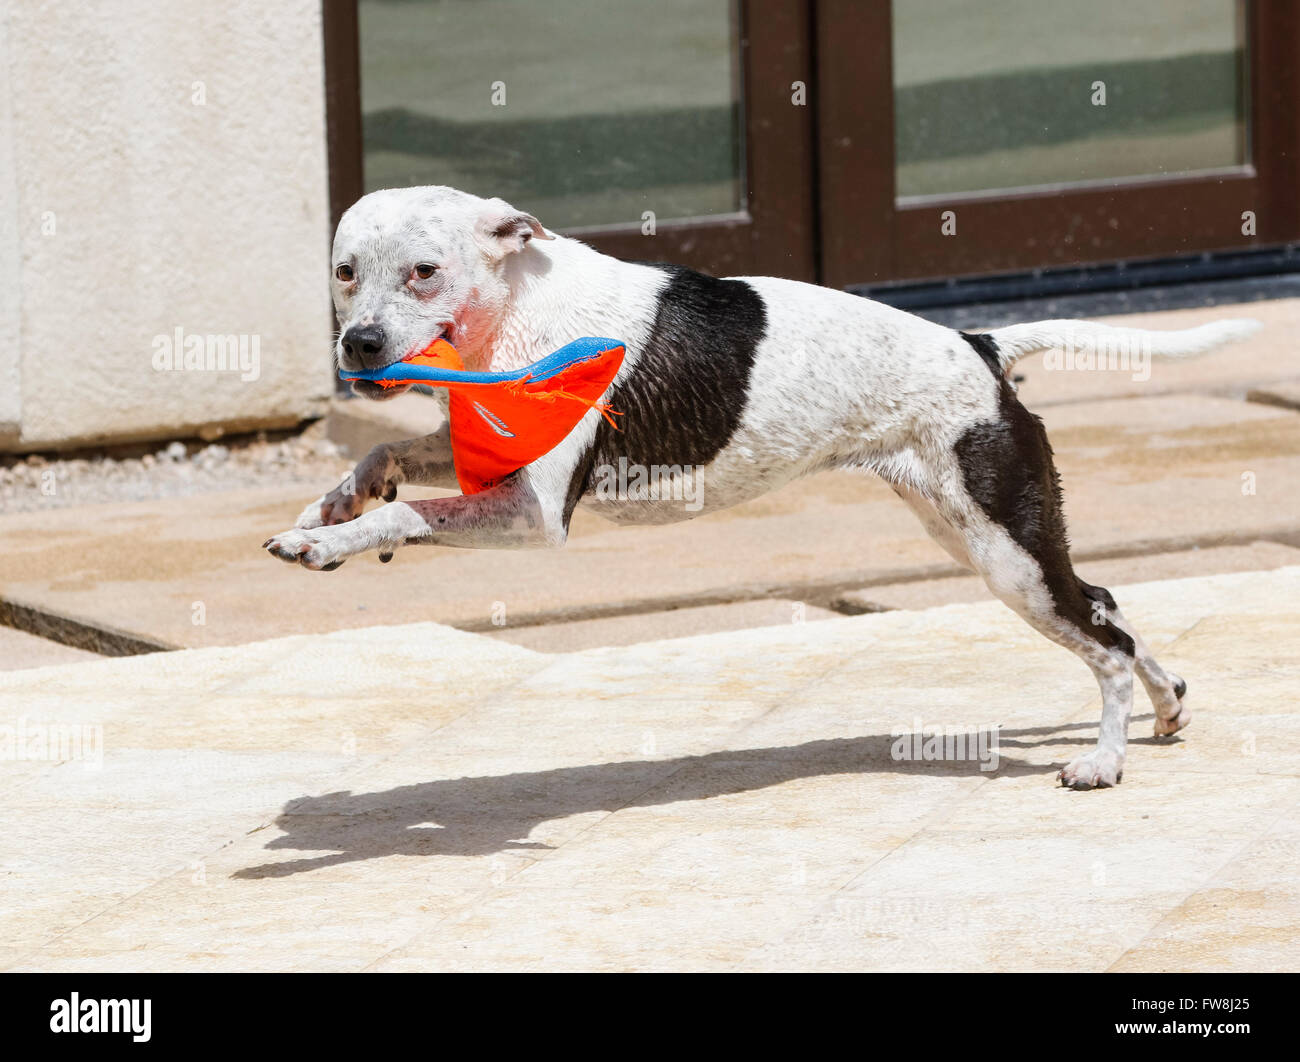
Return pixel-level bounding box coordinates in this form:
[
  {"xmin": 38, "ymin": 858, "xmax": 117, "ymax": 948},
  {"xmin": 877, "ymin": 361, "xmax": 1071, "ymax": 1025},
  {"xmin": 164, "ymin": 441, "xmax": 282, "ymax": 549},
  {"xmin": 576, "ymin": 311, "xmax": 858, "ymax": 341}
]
[
  {"xmin": 0, "ymin": 8, "xmax": 22, "ymax": 447},
  {"xmin": 0, "ymin": 0, "xmax": 335, "ymax": 452}
]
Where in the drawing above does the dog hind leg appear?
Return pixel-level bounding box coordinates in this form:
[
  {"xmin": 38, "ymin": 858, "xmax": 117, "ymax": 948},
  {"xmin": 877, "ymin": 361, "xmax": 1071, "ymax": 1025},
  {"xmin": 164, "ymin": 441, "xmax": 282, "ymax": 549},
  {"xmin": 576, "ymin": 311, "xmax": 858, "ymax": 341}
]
[
  {"xmin": 1077, "ymin": 579, "xmax": 1189, "ymax": 737},
  {"xmin": 900, "ymin": 390, "xmax": 1168, "ymax": 788}
]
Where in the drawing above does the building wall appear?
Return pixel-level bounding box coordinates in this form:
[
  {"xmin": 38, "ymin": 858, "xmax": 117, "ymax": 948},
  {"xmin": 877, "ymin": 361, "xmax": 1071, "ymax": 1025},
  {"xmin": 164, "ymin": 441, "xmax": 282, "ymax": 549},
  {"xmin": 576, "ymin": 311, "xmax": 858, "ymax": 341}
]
[
  {"xmin": 0, "ymin": 10, "xmax": 22, "ymax": 447},
  {"xmin": 0, "ymin": 0, "xmax": 335, "ymax": 453}
]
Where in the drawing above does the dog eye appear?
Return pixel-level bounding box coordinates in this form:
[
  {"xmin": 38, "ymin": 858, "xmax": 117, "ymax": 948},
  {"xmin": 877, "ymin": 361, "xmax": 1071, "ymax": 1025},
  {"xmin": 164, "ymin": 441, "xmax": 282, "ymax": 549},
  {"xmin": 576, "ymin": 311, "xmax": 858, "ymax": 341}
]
[
  {"xmin": 334, "ymin": 264, "xmax": 354, "ymax": 283},
  {"xmin": 413, "ymin": 263, "xmax": 438, "ymax": 280}
]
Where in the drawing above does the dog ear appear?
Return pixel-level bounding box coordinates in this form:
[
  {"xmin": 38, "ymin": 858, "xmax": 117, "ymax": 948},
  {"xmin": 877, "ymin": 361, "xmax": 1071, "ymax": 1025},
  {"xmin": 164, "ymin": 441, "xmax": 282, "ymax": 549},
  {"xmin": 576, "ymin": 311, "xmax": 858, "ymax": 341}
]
[{"xmin": 477, "ymin": 198, "xmax": 554, "ymax": 257}]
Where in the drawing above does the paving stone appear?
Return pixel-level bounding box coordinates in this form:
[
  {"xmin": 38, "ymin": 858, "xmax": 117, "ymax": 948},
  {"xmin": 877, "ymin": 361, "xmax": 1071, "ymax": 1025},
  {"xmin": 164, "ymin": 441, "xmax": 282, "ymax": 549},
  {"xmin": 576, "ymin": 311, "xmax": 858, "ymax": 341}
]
[
  {"xmin": 0, "ymin": 626, "xmax": 99, "ymax": 671},
  {"xmin": 0, "ymin": 478, "xmax": 953, "ymax": 651},
  {"xmin": 1, "ymin": 393, "xmax": 1297, "ymax": 653},
  {"xmin": 4, "ymin": 566, "xmax": 1293, "ymax": 971},
  {"xmin": 1247, "ymin": 381, "xmax": 1300, "ymax": 412},
  {"xmin": 483, "ymin": 598, "xmax": 839, "ymax": 653},
  {"xmin": 835, "ymin": 542, "xmax": 1300, "ymax": 613},
  {"xmin": 324, "ymin": 391, "xmax": 445, "ymax": 460},
  {"xmin": 1108, "ymin": 815, "xmax": 1300, "ymax": 972}
]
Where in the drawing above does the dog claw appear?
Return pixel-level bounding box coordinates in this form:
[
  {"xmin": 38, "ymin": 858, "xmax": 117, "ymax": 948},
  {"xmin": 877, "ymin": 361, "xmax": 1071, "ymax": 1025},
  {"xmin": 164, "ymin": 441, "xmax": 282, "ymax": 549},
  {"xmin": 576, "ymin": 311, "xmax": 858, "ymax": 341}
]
[
  {"xmin": 264, "ymin": 530, "xmax": 349, "ymax": 571},
  {"xmin": 264, "ymin": 538, "xmax": 304, "ymax": 564}
]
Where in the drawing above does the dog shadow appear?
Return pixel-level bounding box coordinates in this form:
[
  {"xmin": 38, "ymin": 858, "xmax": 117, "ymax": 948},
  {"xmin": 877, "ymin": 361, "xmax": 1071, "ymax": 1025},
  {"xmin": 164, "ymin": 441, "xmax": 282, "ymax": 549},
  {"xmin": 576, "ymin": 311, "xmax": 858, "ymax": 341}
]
[{"xmin": 233, "ymin": 716, "xmax": 1167, "ymax": 879}]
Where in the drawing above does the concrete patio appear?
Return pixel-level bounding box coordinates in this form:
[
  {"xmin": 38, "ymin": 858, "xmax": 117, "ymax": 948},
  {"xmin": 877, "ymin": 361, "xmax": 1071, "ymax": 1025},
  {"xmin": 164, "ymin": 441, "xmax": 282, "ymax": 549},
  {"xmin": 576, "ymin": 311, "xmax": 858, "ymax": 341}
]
[{"xmin": 0, "ymin": 566, "xmax": 1296, "ymax": 971}]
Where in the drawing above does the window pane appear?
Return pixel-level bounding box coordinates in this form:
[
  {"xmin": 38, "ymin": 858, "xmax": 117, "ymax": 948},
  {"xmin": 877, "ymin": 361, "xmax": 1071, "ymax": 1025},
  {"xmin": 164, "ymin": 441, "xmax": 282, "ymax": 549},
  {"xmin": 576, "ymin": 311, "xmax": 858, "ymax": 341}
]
[
  {"xmin": 892, "ymin": 0, "xmax": 1248, "ymax": 199},
  {"xmin": 359, "ymin": 0, "xmax": 743, "ymax": 229}
]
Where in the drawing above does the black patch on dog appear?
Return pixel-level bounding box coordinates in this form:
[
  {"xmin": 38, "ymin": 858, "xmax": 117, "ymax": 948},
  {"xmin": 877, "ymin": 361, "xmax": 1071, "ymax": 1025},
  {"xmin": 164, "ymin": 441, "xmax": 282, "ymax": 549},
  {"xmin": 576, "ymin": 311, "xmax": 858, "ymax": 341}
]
[
  {"xmin": 561, "ymin": 452, "xmax": 595, "ymax": 525},
  {"xmin": 960, "ymin": 330, "xmax": 1004, "ymax": 379},
  {"xmin": 566, "ymin": 264, "xmax": 766, "ymax": 512},
  {"xmin": 1077, "ymin": 580, "xmax": 1117, "ymax": 612},
  {"xmin": 954, "ymin": 379, "xmax": 1133, "ymax": 657}
]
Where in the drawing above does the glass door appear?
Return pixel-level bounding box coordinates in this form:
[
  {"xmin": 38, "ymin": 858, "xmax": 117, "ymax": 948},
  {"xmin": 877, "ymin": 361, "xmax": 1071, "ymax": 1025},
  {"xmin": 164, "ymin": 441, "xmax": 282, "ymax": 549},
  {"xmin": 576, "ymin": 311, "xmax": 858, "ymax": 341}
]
[
  {"xmin": 359, "ymin": 0, "xmax": 745, "ymax": 229},
  {"xmin": 816, "ymin": 0, "xmax": 1300, "ymax": 289},
  {"xmin": 894, "ymin": 0, "xmax": 1248, "ymax": 199},
  {"xmin": 326, "ymin": 0, "xmax": 818, "ymax": 281}
]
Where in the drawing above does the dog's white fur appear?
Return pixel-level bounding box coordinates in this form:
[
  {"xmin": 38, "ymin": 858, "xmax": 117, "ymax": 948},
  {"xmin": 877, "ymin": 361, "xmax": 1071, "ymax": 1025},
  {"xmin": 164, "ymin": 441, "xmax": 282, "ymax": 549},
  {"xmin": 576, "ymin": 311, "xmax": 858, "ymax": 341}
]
[{"xmin": 266, "ymin": 185, "xmax": 1260, "ymax": 789}]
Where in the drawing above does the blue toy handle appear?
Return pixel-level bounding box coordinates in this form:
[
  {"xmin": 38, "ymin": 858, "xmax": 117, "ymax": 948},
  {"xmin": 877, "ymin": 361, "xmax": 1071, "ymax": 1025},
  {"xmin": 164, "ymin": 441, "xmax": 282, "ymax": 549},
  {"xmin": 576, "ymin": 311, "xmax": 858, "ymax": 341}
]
[{"xmin": 340, "ymin": 336, "xmax": 626, "ymax": 386}]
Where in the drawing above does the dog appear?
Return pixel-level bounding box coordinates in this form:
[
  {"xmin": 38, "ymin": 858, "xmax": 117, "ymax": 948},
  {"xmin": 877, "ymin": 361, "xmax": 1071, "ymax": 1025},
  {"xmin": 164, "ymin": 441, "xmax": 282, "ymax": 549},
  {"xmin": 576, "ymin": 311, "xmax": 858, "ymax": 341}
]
[{"xmin": 264, "ymin": 185, "xmax": 1260, "ymax": 789}]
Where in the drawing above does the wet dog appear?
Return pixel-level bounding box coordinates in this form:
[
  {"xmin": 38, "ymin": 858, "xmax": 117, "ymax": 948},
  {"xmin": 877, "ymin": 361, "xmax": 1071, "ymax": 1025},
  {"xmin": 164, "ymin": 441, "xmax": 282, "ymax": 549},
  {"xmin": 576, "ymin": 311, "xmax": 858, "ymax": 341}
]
[{"xmin": 266, "ymin": 185, "xmax": 1259, "ymax": 788}]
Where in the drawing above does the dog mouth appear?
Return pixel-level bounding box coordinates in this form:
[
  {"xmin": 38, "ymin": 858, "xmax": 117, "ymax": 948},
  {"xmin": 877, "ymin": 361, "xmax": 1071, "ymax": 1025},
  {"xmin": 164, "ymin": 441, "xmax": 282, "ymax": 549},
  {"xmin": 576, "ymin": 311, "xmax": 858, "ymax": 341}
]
[
  {"xmin": 346, "ymin": 327, "xmax": 451, "ymax": 400},
  {"xmin": 396, "ymin": 326, "xmax": 452, "ymax": 364},
  {"xmin": 350, "ymin": 378, "xmax": 410, "ymax": 400}
]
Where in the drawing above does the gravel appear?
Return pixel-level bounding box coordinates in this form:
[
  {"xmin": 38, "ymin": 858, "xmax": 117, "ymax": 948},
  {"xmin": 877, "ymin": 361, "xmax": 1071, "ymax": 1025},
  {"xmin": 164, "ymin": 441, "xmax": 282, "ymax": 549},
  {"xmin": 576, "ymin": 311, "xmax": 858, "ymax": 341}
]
[{"xmin": 0, "ymin": 422, "xmax": 352, "ymax": 513}]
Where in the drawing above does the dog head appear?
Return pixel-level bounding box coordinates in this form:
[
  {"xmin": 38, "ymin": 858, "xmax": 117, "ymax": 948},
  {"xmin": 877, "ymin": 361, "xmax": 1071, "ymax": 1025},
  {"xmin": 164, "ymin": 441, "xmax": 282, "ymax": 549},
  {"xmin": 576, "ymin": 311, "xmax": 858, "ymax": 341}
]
[{"xmin": 330, "ymin": 186, "xmax": 552, "ymax": 399}]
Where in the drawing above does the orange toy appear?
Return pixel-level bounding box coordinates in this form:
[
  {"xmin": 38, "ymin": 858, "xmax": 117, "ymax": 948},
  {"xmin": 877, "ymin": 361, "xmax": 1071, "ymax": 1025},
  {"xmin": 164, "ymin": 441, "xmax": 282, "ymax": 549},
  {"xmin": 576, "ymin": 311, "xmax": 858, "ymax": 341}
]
[{"xmin": 340, "ymin": 336, "xmax": 624, "ymax": 494}]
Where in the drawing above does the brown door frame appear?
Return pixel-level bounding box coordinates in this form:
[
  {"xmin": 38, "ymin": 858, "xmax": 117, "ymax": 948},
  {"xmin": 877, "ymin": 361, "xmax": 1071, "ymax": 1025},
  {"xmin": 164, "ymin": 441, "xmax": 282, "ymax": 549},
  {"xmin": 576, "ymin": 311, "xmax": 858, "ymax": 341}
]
[
  {"xmin": 816, "ymin": 0, "xmax": 1300, "ymax": 289},
  {"xmin": 321, "ymin": 0, "xmax": 818, "ymax": 281},
  {"xmin": 322, "ymin": 0, "xmax": 362, "ymax": 236}
]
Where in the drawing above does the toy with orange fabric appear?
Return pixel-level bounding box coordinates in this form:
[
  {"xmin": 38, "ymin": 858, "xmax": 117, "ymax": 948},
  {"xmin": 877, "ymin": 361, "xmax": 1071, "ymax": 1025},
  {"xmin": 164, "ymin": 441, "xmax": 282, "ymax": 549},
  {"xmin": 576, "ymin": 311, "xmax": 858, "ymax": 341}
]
[{"xmin": 339, "ymin": 336, "xmax": 625, "ymax": 495}]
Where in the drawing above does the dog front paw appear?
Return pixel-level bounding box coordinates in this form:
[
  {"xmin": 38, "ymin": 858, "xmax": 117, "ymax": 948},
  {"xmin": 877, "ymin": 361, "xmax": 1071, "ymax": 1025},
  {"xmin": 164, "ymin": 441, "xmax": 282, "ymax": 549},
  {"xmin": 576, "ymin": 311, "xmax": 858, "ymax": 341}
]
[
  {"xmin": 295, "ymin": 459, "xmax": 399, "ymax": 530},
  {"xmin": 294, "ymin": 482, "xmax": 373, "ymax": 529},
  {"xmin": 295, "ymin": 485, "xmax": 371, "ymax": 528},
  {"xmin": 293, "ymin": 496, "xmax": 330, "ymax": 530},
  {"xmin": 1058, "ymin": 749, "xmax": 1124, "ymax": 790},
  {"xmin": 263, "ymin": 528, "xmax": 349, "ymax": 571}
]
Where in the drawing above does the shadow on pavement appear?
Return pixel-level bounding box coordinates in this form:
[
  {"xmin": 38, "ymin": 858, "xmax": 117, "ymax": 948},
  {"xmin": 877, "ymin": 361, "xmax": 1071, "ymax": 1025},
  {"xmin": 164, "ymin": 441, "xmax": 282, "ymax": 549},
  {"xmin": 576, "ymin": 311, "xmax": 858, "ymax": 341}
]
[{"xmin": 234, "ymin": 719, "xmax": 1151, "ymax": 878}]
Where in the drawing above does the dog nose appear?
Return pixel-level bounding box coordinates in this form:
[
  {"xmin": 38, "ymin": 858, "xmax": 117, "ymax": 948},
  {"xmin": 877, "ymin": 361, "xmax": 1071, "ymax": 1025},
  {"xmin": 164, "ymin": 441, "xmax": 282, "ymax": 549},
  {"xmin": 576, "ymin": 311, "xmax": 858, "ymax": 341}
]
[{"xmin": 341, "ymin": 325, "xmax": 387, "ymax": 368}]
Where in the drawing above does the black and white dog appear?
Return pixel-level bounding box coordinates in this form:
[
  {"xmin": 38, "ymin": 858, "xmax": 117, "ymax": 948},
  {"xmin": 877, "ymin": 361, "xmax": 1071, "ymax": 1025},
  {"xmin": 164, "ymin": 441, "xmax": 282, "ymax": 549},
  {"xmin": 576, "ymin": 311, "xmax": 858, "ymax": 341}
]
[{"xmin": 265, "ymin": 186, "xmax": 1259, "ymax": 789}]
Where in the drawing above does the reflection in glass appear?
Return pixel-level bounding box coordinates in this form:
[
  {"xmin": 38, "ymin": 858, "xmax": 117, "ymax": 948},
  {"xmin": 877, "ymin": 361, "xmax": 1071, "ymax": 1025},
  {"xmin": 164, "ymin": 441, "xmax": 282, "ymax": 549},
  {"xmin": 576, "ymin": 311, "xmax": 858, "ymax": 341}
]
[
  {"xmin": 892, "ymin": 0, "xmax": 1248, "ymax": 199},
  {"xmin": 359, "ymin": 0, "xmax": 743, "ymax": 229}
]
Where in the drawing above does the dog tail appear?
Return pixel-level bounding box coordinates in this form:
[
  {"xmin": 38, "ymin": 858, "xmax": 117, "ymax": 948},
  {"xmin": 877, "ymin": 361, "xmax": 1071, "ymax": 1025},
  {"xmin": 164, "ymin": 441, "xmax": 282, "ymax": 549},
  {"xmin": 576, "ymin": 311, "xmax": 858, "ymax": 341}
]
[{"xmin": 984, "ymin": 317, "xmax": 1262, "ymax": 373}]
